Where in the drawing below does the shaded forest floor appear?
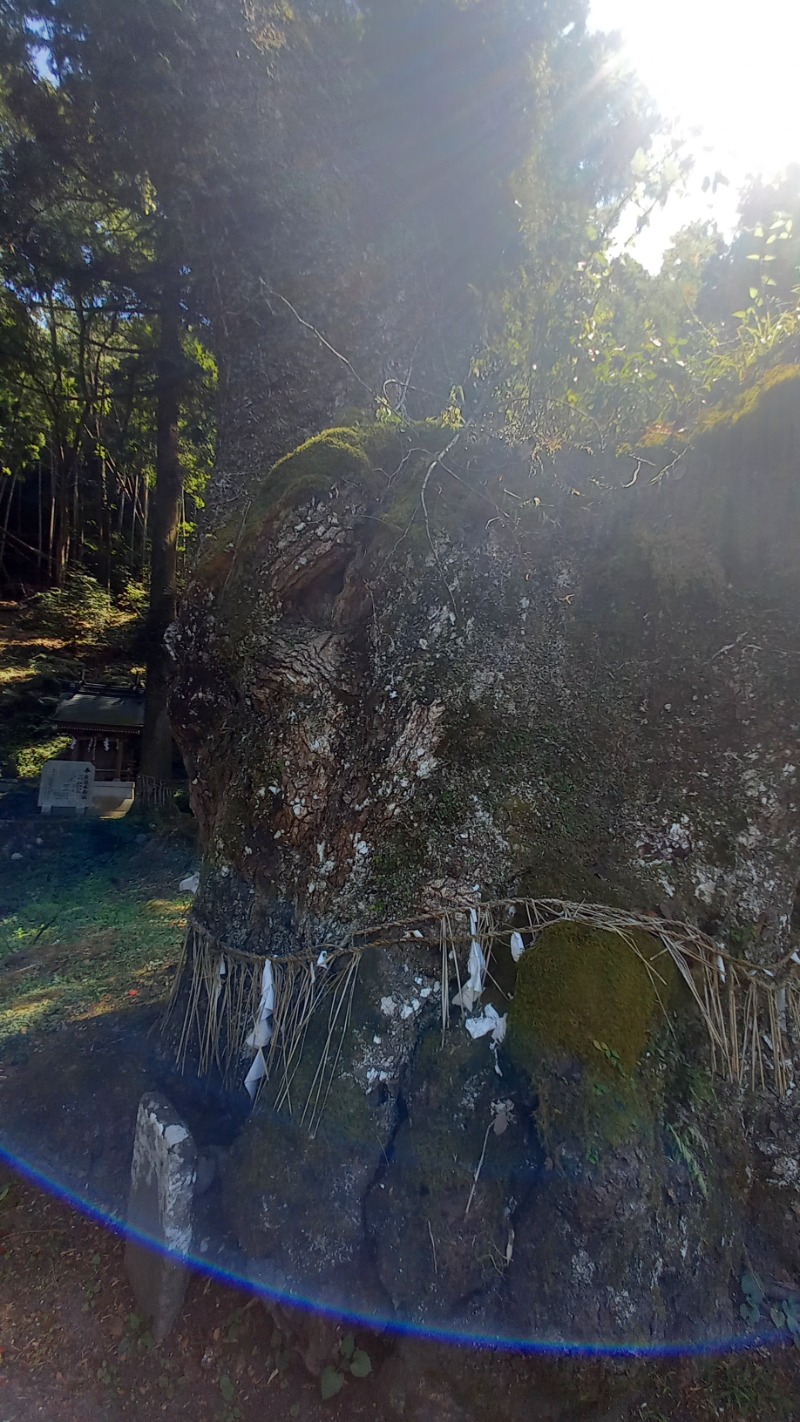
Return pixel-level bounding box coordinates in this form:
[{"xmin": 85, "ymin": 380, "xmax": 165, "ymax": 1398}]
[{"xmin": 0, "ymin": 1160, "xmax": 381, "ymax": 1422}]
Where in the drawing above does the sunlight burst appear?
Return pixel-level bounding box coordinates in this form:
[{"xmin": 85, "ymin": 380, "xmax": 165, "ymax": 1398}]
[{"xmin": 591, "ymin": 0, "xmax": 800, "ymax": 183}]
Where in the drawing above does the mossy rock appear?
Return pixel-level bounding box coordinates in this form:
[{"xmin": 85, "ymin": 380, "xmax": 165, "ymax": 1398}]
[
  {"xmin": 507, "ymin": 922, "xmax": 678, "ymax": 1155},
  {"xmin": 639, "ymin": 365, "xmax": 800, "ymax": 598},
  {"xmin": 199, "ymin": 419, "xmax": 459, "ymax": 585},
  {"xmin": 693, "ymin": 362, "xmax": 800, "ymax": 445}
]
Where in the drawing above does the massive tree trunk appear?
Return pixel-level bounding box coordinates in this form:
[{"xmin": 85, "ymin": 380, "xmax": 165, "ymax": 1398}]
[
  {"xmin": 167, "ymin": 400, "xmax": 800, "ymax": 1370},
  {"xmin": 137, "ymin": 245, "xmax": 183, "ymax": 805}
]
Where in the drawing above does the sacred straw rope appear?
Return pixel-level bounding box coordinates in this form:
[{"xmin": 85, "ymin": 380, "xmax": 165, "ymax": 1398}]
[{"xmin": 164, "ymin": 897, "xmax": 800, "ymax": 1107}]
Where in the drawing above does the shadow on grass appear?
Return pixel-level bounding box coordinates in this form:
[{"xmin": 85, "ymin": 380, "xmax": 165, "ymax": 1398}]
[{"xmin": 0, "ymin": 819, "xmax": 194, "ymax": 1041}]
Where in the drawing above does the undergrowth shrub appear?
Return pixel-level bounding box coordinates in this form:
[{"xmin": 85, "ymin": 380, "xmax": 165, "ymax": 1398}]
[{"xmin": 26, "ymin": 572, "xmax": 112, "ymax": 642}]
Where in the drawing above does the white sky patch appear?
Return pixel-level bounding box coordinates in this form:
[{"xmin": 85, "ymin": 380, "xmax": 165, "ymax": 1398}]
[{"xmin": 589, "ymin": 0, "xmax": 800, "ymax": 268}]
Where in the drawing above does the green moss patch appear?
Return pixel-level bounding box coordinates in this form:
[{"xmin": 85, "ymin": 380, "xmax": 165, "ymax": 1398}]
[
  {"xmin": 197, "ymin": 418, "xmax": 524, "ymax": 588},
  {"xmin": 507, "ymin": 922, "xmax": 677, "ymax": 1154},
  {"xmin": 635, "ymin": 365, "xmax": 800, "ymax": 597},
  {"xmin": 508, "ymin": 922, "xmax": 671, "ymax": 1078},
  {"xmin": 200, "ymin": 420, "xmax": 458, "ymax": 583},
  {"xmin": 693, "ymin": 362, "xmax": 800, "ymax": 443}
]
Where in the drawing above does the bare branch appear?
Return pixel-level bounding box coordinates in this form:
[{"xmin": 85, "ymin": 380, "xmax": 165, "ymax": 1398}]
[{"xmin": 261, "ymin": 285, "xmax": 377, "ymax": 403}]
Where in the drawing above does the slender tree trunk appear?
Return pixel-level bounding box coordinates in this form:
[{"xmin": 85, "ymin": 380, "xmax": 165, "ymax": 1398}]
[
  {"xmin": 100, "ymin": 453, "xmax": 111, "ymax": 593},
  {"xmin": 140, "ymin": 477, "xmax": 149, "ymax": 581},
  {"xmin": 138, "ymin": 247, "xmax": 183, "ymax": 805},
  {"xmin": 0, "ymin": 474, "xmax": 18, "ymax": 576},
  {"xmin": 37, "ymin": 460, "xmax": 44, "ymax": 581},
  {"xmin": 47, "ymin": 453, "xmax": 56, "ymax": 584},
  {"xmin": 53, "ymin": 452, "xmax": 70, "ymax": 586},
  {"xmin": 117, "ymin": 479, "xmax": 127, "ymax": 547},
  {"xmin": 71, "ymin": 457, "xmax": 81, "ymax": 566}
]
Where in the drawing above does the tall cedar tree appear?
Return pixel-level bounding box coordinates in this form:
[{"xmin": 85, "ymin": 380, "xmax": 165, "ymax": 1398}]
[{"xmin": 2, "ymin": 0, "xmax": 284, "ymax": 796}]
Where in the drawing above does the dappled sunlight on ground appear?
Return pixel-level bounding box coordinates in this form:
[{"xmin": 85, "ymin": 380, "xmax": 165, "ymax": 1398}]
[
  {"xmin": 0, "ymin": 599, "xmax": 146, "ymax": 780},
  {"xmin": 0, "ymin": 664, "xmax": 37, "ymax": 686},
  {"xmin": 0, "ymin": 818, "xmax": 194, "ymax": 1041},
  {"xmin": 0, "ymin": 896, "xmax": 191, "ymax": 1039}
]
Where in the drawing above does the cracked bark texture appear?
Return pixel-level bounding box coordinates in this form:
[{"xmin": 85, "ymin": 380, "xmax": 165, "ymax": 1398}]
[{"xmin": 169, "ymin": 408, "xmax": 800, "ymax": 1373}]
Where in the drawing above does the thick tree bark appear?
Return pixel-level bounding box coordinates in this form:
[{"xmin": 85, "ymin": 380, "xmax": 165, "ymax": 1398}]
[{"xmin": 137, "ymin": 250, "xmax": 183, "ymax": 804}]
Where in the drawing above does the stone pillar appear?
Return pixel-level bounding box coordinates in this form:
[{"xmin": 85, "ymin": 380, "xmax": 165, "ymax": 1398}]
[{"xmin": 124, "ymin": 1092, "xmax": 197, "ymax": 1342}]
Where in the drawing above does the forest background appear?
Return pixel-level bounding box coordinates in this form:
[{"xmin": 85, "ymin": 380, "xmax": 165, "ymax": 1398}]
[{"xmin": 1, "ymin": 0, "xmax": 798, "ymax": 791}]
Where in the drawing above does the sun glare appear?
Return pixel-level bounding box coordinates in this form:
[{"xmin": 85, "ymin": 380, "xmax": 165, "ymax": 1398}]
[
  {"xmin": 591, "ymin": 0, "xmax": 800, "ymax": 179},
  {"xmin": 590, "ymin": 0, "xmax": 800, "ymax": 264}
]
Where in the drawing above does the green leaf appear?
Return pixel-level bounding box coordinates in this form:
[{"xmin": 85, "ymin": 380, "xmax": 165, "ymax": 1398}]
[
  {"xmin": 349, "ymin": 1349, "xmax": 372, "ymax": 1379},
  {"xmin": 320, "ymin": 1366, "xmax": 345, "ymax": 1400},
  {"xmin": 220, "ymin": 1375, "xmax": 235, "ymax": 1403},
  {"xmin": 0, "ymin": 1185, "xmax": 10, "ymax": 1204},
  {"xmin": 749, "ymin": 288, "xmax": 759, "ymax": 300},
  {"xmin": 339, "ymin": 1332, "xmax": 355, "ymax": 1361},
  {"xmin": 770, "ymin": 1304, "xmax": 787, "ymax": 1329}
]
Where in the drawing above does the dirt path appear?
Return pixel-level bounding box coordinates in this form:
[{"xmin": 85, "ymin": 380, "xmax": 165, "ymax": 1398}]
[
  {"xmin": 0, "ymin": 1161, "xmax": 382, "ymax": 1422},
  {"xmin": 2, "ymin": 1157, "xmax": 799, "ymax": 1422}
]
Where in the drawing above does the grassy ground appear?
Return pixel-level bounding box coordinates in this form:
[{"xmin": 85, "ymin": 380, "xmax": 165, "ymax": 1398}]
[
  {"xmin": 0, "ymin": 820, "xmax": 194, "ymax": 1042},
  {"xmin": 0, "ymin": 583, "xmax": 194, "ymax": 1038}
]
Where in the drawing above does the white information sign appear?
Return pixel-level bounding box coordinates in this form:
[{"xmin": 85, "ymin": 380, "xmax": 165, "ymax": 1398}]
[{"xmin": 38, "ymin": 760, "xmax": 96, "ymax": 815}]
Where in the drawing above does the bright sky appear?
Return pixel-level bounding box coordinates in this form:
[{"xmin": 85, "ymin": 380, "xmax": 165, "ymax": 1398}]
[{"xmin": 589, "ymin": 0, "xmax": 800, "ymax": 269}]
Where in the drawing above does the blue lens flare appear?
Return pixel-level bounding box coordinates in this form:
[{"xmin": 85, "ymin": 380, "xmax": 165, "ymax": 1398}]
[{"xmin": 0, "ymin": 1140, "xmax": 781, "ymax": 1362}]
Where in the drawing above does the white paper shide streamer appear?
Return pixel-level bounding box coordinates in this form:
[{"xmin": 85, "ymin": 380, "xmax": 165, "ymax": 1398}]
[
  {"xmin": 450, "ymin": 909, "xmax": 510, "ymax": 1074},
  {"xmin": 210, "ymin": 953, "xmax": 227, "ymax": 1012},
  {"xmin": 244, "ymin": 960, "xmax": 274, "ymax": 1100},
  {"xmin": 464, "ymin": 1003, "xmax": 506, "ymax": 1044},
  {"xmin": 465, "ymin": 1003, "xmax": 507, "ymax": 1075},
  {"xmin": 452, "ymin": 909, "xmax": 486, "ymax": 1012}
]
